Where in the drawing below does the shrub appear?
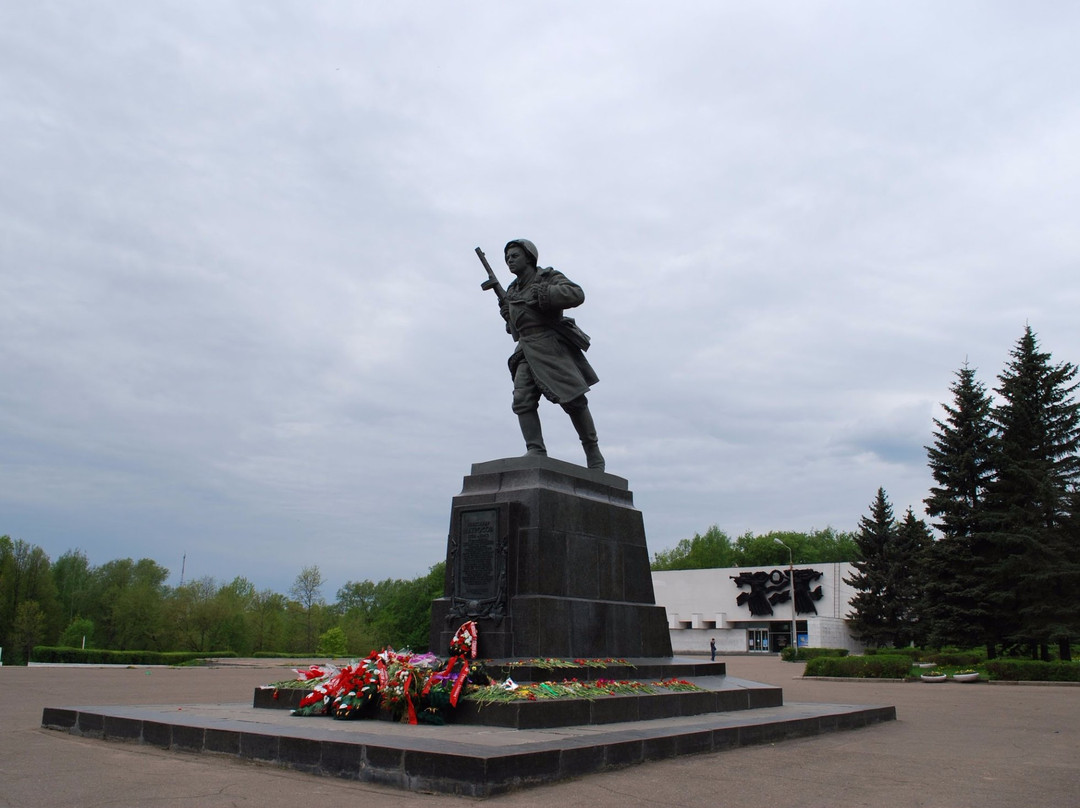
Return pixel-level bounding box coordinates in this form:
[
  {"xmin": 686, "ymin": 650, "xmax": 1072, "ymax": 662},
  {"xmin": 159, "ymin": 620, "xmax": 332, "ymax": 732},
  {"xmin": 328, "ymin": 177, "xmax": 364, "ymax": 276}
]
[
  {"xmin": 804, "ymin": 654, "xmax": 911, "ymax": 679},
  {"xmin": 253, "ymin": 651, "xmax": 309, "ymax": 658},
  {"xmin": 317, "ymin": 627, "xmax": 348, "ymax": 657},
  {"xmin": 861, "ymin": 646, "xmax": 923, "ymax": 660},
  {"xmin": 781, "ymin": 646, "xmax": 850, "ymax": 662},
  {"xmin": 885, "ymin": 647, "xmax": 922, "ymax": 660},
  {"xmin": 984, "ymin": 659, "xmax": 1080, "ymax": 682},
  {"xmin": 927, "ymin": 650, "xmax": 983, "ymax": 667},
  {"xmin": 31, "ymin": 647, "xmax": 237, "ymax": 665}
]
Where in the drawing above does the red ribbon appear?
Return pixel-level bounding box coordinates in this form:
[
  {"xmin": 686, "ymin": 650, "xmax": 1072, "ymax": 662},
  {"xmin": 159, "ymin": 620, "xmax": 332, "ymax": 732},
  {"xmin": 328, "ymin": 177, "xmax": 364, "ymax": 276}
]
[{"xmin": 449, "ymin": 661, "xmax": 470, "ymax": 707}]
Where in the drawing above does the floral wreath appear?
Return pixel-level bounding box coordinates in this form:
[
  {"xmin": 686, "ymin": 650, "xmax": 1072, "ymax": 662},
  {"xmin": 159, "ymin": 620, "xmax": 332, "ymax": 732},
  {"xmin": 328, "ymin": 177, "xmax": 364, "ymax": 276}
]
[{"xmin": 449, "ymin": 620, "xmax": 479, "ymax": 658}]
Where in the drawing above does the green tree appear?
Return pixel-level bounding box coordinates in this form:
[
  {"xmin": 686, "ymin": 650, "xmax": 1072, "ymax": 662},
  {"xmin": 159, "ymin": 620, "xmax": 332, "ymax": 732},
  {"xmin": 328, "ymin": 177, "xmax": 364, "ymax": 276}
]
[
  {"xmin": 52, "ymin": 549, "xmax": 93, "ymax": 626},
  {"xmin": 169, "ymin": 577, "xmax": 229, "ymax": 652},
  {"xmin": 289, "ymin": 565, "xmax": 325, "ymax": 653},
  {"xmin": 248, "ymin": 589, "xmax": 289, "ymax": 653},
  {"xmin": 85, "ymin": 558, "xmax": 169, "ymax": 649},
  {"xmin": 732, "ymin": 528, "xmax": 857, "ymax": 566},
  {"xmin": 213, "ymin": 577, "xmax": 256, "ymax": 655},
  {"xmin": 316, "ymin": 626, "xmax": 348, "ymax": 657},
  {"xmin": 925, "ymin": 364, "xmax": 995, "ymax": 538},
  {"xmin": 367, "ymin": 562, "xmax": 446, "ymax": 652},
  {"xmin": 923, "ymin": 363, "xmax": 996, "ymax": 649},
  {"xmin": 0, "ymin": 536, "xmax": 18, "ymax": 656},
  {"xmin": 652, "ymin": 526, "xmax": 856, "ymax": 571},
  {"xmin": 12, "ymin": 600, "xmax": 46, "ymax": 663},
  {"xmin": 985, "ymin": 326, "xmax": 1080, "ymax": 660},
  {"xmin": 0, "ymin": 537, "xmax": 63, "ymax": 660},
  {"xmin": 845, "ymin": 488, "xmax": 914, "ymax": 648},
  {"xmin": 651, "ymin": 526, "xmax": 735, "ymax": 570},
  {"xmin": 334, "ymin": 579, "xmax": 381, "ymax": 654},
  {"xmin": 891, "ymin": 509, "xmax": 934, "ymax": 646},
  {"xmin": 58, "ymin": 617, "xmax": 96, "ymax": 649}
]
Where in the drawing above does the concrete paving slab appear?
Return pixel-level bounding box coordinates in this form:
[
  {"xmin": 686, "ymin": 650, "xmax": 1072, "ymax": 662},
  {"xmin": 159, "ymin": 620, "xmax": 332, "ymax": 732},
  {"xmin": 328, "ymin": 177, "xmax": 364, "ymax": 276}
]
[{"xmin": 4, "ymin": 655, "xmax": 1078, "ymax": 807}]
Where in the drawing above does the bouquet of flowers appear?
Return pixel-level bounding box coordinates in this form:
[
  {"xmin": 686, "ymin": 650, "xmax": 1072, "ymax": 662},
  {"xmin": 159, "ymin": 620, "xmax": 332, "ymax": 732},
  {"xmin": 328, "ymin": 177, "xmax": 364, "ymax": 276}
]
[{"xmin": 288, "ymin": 622, "xmax": 483, "ymax": 725}]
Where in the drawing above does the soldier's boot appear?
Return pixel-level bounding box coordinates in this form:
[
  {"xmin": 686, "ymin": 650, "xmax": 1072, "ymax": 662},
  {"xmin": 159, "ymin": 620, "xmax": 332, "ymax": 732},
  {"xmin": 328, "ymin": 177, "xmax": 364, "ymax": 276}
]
[
  {"xmin": 568, "ymin": 405, "xmax": 605, "ymax": 471},
  {"xmin": 518, "ymin": 410, "xmax": 547, "ymax": 456}
]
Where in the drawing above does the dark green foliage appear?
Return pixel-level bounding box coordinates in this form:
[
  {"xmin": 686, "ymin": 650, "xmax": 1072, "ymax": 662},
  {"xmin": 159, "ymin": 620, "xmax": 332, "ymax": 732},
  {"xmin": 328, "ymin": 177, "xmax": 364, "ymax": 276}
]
[
  {"xmin": 84, "ymin": 557, "xmax": 170, "ymax": 650},
  {"xmin": 780, "ymin": 646, "xmax": 849, "ymax": 662},
  {"xmin": 926, "ymin": 650, "xmax": 983, "ymax": 667},
  {"xmin": 984, "ymin": 658, "xmax": 1080, "ymax": 682},
  {"xmin": 869, "ymin": 646, "xmax": 922, "ymax": 660},
  {"xmin": 333, "ymin": 562, "xmax": 446, "ymax": 653},
  {"xmin": 983, "ymin": 327, "xmax": 1080, "ymax": 659},
  {"xmin": 0, "ymin": 535, "xmax": 64, "ymax": 664},
  {"xmin": 923, "ymin": 362, "xmax": 1008, "ymax": 650},
  {"xmin": 803, "ymin": 654, "xmax": 912, "ymax": 679},
  {"xmin": 31, "ymin": 647, "xmax": 237, "ymax": 664},
  {"xmin": 923, "ymin": 328, "xmax": 1080, "ymax": 659},
  {"xmin": 2, "ymin": 533, "xmax": 448, "ymax": 660},
  {"xmin": 892, "ymin": 509, "xmax": 934, "ymax": 646},
  {"xmin": 845, "ymin": 489, "xmax": 930, "ymax": 647},
  {"xmin": 925, "ymin": 364, "xmax": 995, "ymax": 540}
]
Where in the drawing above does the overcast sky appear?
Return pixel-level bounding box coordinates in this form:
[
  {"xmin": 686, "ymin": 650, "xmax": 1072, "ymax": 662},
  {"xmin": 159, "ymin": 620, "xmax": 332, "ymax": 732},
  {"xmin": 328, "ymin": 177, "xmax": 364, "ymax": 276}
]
[{"xmin": 3, "ymin": 2, "xmax": 1078, "ymax": 598}]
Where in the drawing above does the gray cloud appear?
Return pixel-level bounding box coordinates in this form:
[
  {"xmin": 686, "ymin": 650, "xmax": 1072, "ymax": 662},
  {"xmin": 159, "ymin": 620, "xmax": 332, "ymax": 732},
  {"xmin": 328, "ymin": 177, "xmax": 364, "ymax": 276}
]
[{"xmin": 3, "ymin": 3, "xmax": 1079, "ymax": 595}]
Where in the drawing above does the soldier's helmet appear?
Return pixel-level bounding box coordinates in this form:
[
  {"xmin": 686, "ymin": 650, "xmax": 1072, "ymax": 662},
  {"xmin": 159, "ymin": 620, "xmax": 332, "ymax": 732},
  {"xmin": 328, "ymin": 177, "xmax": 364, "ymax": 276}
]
[{"xmin": 504, "ymin": 239, "xmax": 538, "ymax": 265}]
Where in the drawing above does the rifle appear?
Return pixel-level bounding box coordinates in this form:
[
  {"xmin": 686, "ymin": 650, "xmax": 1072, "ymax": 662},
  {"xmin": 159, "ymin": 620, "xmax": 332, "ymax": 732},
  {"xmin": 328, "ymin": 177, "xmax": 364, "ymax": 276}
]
[{"xmin": 475, "ymin": 247, "xmax": 506, "ymax": 304}]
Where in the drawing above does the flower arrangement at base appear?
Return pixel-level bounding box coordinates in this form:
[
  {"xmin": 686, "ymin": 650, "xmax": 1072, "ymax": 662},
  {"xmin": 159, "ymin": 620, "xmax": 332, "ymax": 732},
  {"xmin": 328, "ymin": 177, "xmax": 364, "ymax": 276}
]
[
  {"xmin": 278, "ymin": 621, "xmax": 706, "ymax": 726},
  {"xmin": 465, "ymin": 677, "xmax": 704, "ymax": 705},
  {"xmin": 505, "ymin": 657, "xmax": 634, "ymax": 670},
  {"xmin": 286, "ymin": 621, "xmax": 484, "ymax": 725}
]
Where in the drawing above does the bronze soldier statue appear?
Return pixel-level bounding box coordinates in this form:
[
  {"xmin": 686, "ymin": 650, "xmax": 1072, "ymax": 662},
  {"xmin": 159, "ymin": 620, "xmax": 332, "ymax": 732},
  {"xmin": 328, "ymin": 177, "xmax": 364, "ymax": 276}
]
[{"xmin": 477, "ymin": 239, "xmax": 605, "ymax": 471}]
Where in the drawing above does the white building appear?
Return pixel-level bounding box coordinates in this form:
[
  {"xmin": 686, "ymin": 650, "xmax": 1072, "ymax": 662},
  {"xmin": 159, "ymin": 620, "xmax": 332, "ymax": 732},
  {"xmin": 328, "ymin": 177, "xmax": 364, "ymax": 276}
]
[{"xmin": 651, "ymin": 562, "xmax": 863, "ymax": 655}]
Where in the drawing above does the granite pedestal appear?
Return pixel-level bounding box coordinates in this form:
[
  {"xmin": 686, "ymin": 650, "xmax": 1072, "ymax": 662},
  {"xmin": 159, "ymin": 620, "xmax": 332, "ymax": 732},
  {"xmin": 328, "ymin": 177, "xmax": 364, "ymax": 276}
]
[{"xmin": 429, "ymin": 456, "xmax": 673, "ymax": 659}]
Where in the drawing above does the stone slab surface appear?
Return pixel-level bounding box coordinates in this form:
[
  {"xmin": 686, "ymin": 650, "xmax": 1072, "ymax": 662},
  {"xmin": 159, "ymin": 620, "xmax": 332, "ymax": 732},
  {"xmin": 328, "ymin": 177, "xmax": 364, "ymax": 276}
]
[{"xmin": 41, "ymin": 698, "xmax": 893, "ymax": 796}]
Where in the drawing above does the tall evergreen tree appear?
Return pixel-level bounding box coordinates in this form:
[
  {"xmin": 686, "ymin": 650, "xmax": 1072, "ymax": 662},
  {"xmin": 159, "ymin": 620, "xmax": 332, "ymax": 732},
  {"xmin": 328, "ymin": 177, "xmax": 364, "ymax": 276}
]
[
  {"xmin": 891, "ymin": 509, "xmax": 934, "ymax": 647},
  {"xmin": 923, "ymin": 364, "xmax": 995, "ymax": 649},
  {"xmin": 985, "ymin": 326, "xmax": 1080, "ymax": 659},
  {"xmin": 925, "ymin": 363, "xmax": 995, "ymax": 537},
  {"xmin": 845, "ymin": 489, "xmax": 900, "ymax": 647}
]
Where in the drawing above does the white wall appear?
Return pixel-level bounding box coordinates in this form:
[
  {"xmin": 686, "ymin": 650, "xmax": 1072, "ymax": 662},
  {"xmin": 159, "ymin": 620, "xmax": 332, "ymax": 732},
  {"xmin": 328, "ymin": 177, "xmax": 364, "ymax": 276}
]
[{"xmin": 652, "ymin": 563, "xmax": 863, "ymax": 653}]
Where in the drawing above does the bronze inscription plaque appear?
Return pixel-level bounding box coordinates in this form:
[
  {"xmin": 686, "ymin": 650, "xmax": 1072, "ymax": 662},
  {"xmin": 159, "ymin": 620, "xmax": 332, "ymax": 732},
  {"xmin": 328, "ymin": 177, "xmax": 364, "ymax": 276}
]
[{"xmin": 457, "ymin": 508, "xmax": 498, "ymax": 601}]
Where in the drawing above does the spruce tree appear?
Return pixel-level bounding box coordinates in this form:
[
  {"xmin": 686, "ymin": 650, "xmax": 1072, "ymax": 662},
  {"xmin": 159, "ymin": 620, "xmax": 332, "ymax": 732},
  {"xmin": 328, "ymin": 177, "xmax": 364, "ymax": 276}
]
[
  {"xmin": 845, "ymin": 488, "xmax": 899, "ymax": 647},
  {"xmin": 925, "ymin": 364, "xmax": 994, "ymax": 538},
  {"xmin": 892, "ymin": 509, "xmax": 934, "ymax": 647},
  {"xmin": 923, "ymin": 364, "xmax": 995, "ymax": 649},
  {"xmin": 985, "ymin": 326, "xmax": 1080, "ymax": 659}
]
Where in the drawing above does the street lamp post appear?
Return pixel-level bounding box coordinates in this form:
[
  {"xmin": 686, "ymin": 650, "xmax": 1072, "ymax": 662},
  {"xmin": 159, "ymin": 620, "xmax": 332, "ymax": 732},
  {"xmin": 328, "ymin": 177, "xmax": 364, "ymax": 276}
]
[{"xmin": 774, "ymin": 538, "xmax": 797, "ymax": 653}]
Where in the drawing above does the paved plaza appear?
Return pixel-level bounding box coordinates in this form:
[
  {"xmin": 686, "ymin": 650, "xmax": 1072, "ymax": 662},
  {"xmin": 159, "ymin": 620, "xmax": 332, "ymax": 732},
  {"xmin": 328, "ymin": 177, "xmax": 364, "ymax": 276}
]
[{"xmin": 2, "ymin": 654, "xmax": 1076, "ymax": 807}]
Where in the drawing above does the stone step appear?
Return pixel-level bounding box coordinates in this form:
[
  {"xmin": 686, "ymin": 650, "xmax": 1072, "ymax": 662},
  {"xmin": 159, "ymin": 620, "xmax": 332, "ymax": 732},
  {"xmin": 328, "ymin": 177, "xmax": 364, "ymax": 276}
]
[{"xmin": 41, "ymin": 699, "xmax": 896, "ymax": 797}]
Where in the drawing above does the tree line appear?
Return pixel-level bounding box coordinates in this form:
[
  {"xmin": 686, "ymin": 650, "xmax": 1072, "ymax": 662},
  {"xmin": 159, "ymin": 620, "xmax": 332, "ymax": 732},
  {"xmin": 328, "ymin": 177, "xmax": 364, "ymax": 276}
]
[
  {"xmin": 846, "ymin": 326, "xmax": 1079, "ymax": 660},
  {"xmin": 650, "ymin": 526, "xmax": 857, "ymax": 570},
  {"xmin": 0, "ymin": 539, "xmax": 444, "ymax": 664}
]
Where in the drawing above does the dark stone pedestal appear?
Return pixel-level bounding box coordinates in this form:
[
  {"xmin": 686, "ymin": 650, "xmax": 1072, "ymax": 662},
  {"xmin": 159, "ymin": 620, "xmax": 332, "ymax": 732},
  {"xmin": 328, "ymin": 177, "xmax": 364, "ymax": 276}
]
[{"xmin": 429, "ymin": 456, "xmax": 674, "ymax": 659}]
